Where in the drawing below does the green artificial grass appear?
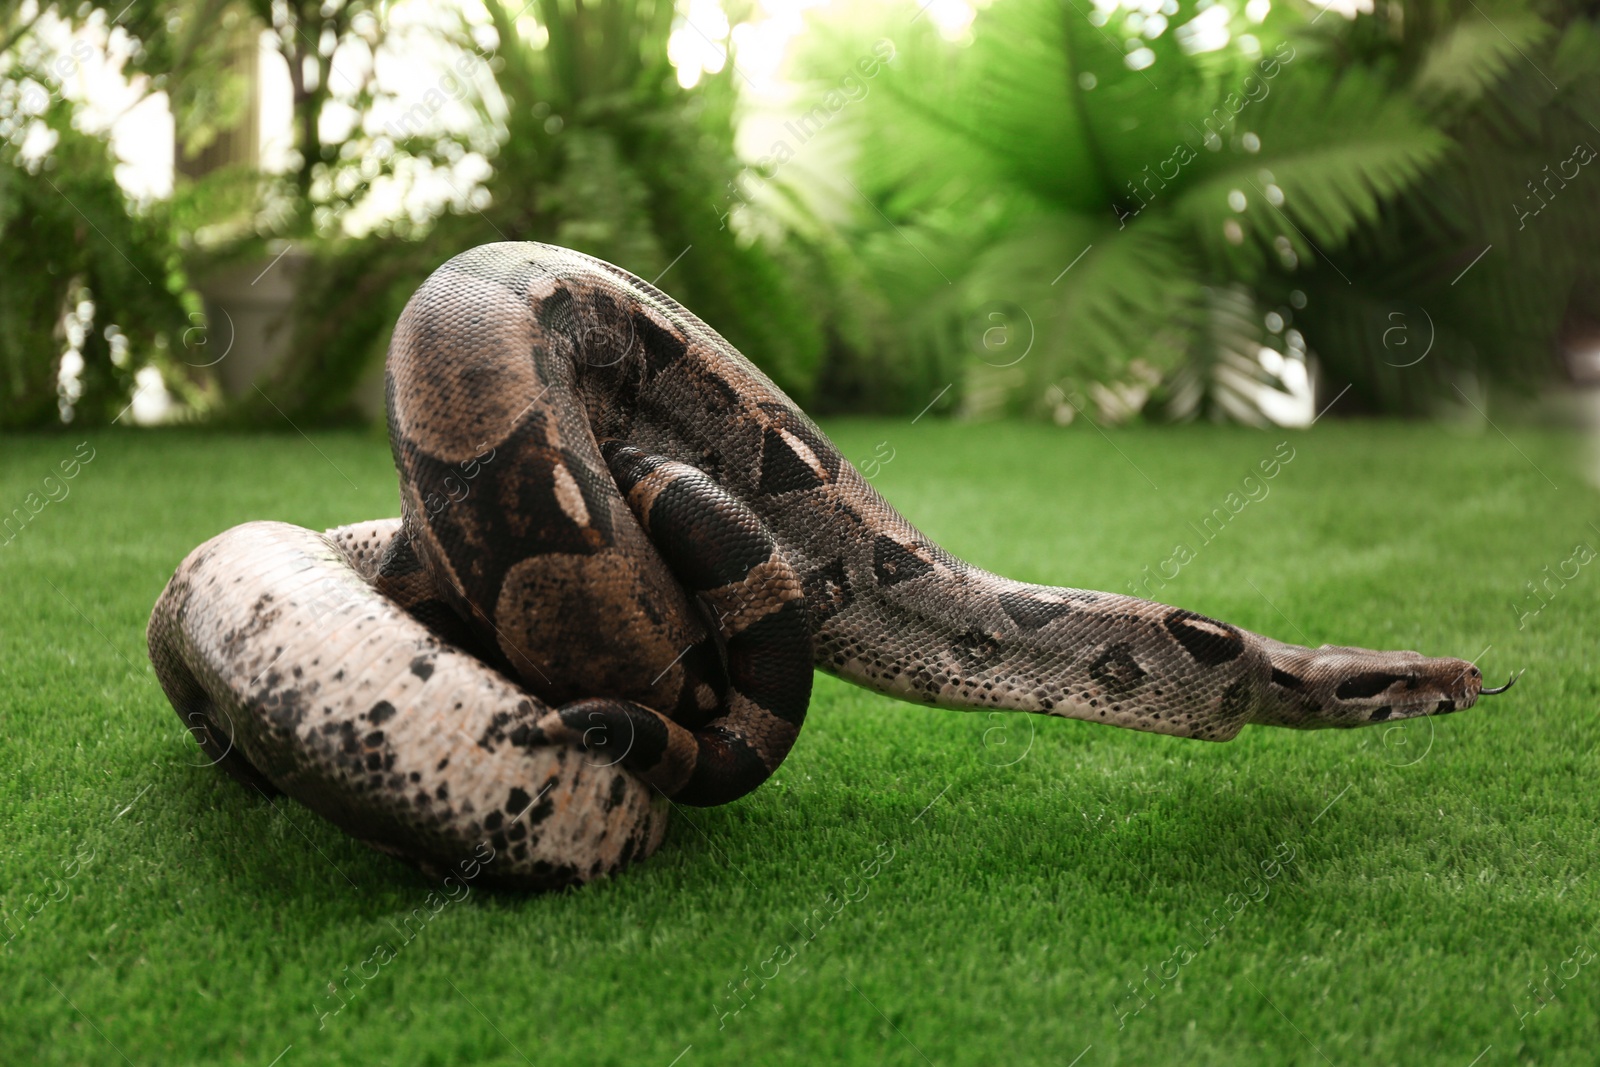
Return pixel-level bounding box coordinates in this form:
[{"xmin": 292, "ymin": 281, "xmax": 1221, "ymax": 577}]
[{"xmin": 2, "ymin": 419, "xmax": 1596, "ymax": 1066}]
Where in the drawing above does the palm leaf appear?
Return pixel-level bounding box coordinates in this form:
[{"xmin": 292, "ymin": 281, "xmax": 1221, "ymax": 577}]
[{"xmin": 1173, "ymin": 67, "xmax": 1450, "ymax": 276}]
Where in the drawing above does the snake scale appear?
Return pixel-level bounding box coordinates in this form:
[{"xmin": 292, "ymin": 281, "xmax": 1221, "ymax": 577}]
[{"xmin": 148, "ymin": 242, "xmax": 1512, "ymax": 890}]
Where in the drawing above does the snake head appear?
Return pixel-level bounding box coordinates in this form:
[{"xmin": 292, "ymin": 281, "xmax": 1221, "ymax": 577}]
[{"xmin": 1255, "ymin": 641, "xmax": 1514, "ymax": 729}]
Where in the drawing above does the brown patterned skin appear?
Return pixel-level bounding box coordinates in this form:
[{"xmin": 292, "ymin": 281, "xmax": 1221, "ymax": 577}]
[
  {"xmin": 149, "ymin": 242, "xmax": 1498, "ymax": 889},
  {"xmin": 147, "ymin": 522, "xmax": 669, "ymax": 889}
]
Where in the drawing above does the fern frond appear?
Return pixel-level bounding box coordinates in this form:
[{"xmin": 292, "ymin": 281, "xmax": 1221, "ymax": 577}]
[
  {"xmin": 1410, "ymin": 15, "xmax": 1551, "ymax": 114},
  {"xmin": 1174, "ymin": 68, "xmax": 1450, "ymax": 274}
]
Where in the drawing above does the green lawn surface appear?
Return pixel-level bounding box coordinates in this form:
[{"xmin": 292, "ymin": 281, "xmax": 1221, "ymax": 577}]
[{"xmin": 1, "ymin": 419, "xmax": 1595, "ymax": 1066}]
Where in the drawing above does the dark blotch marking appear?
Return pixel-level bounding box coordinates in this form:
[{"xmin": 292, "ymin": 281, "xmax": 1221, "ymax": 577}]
[
  {"xmin": 635, "ymin": 310, "xmax": 689, "ymax": 379},
  {"xmin": 1270, "ymin": 668, "xmax": 1304, "ymax": 691},
  {"xmin": 531, "ymin": 282, "xmax": 578, "ymax": 338},
  {"xmin": 698, "ymin": 371, "xmax": 741, "ymax": 418},
  {"xmin": 1163, "ymin": 609, "xmax": 1246, "ymax": 667},
  {"xmin": 368, "ymin": 700, "xmax": 396, "ymax": 725},
  {"xmin": 872, "ymin": 536, "xmax": 933, "ymax": 587},
  {"xmin": 604, "ymin": 775, "xmax": 628, "ymax": 813},
  {"xmin": 1218, "ymin": 678, "xmax": 1252, "ymax": 723},
  {"xmin": 1369, "ymin": 706, "xmax": 1393, "ymax": 722},
  {"xmin": 527, "ymin": 789, "xmax": 555, "ymax": 826},
  {"xmin": 1435, "ymin": 699, "xmax": 1455, "ymax": 714},
  {"xmin": 724, "ymin": 602, "xmax": 812, "ymax": 727},
  {"xmin": 374, "ymin": 526, "xmax": 427, "ymax": 579},
  {"xmin": 507, "ymin": 723, "xmax": 541, "ymax": 748},
  {"xmin": 260, "ymin": 685, "xmax": 309, "ymax": 731},
  {"xmin": 998, "ymin": 591, "xmax": 1073, "ymax": 630},
  {"xmin": 758, "ymin": 427, "xmax": 826, "ymax": 495},
  {"xmin": 583, "ymin": 292, "xmax": 634, "ymax": 369},
  {"xmin": 801, "ymin": 557, "xmax": 853, "ymax": 631},
  {"xmin": 1335, "ymin": 672, "xmax": 1405, "ymax": 701},
  {"xmin": 953, "ymin": 630, "xmax": 1003, "ymax": 670},
  {"xmin": 756, "ymin": 402, "xmax": 842, "ymax": 481},
  {"xmin": 505, "ymin": 787, "xmax": 532, "ymax": 817},
  {"xmin": 409, "ymin": 656, "xmax": 435, "ymax": 682},
  {"xmin": 1089, "ymin": 643, "xmax": 1147, "ymax": 694}
]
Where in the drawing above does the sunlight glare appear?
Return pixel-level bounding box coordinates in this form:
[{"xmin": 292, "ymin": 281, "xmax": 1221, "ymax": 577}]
[
  {"xmin": 669, "ymin": 0, "xmax": 732, "ymax": 89},
  {"xmin": 1307, "ymin": 0, "xmax": 1374, "ymax": 17},
  {"xmin": 1176, "ymin": 4, "xmax": 1231, "ymax": 54},
  {"xmin": 924, "ymin": 0, "xmax": 977, "ymax": 41}
]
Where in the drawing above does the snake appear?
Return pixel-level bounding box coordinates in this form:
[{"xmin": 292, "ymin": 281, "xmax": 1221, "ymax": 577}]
[{"xmin": 147, "ymin": 242, "xmax": 1516, "ymax": 890}]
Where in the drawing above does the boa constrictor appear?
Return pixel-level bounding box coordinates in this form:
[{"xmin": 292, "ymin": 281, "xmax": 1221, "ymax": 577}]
[{"xmin": 148, "ymin": 242, "xmax": 1513, "ymax": 890}]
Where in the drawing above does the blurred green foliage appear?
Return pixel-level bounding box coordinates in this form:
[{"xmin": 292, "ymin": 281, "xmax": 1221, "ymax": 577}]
[
  {"xmin": 2, "ymin": 0, "xmax": 1597, "ymax": 429},
  {"xmin": 252, "ymin": 0, "xmax": 825, "ymax": 423},
  {"xmin": 778, "ymin": 0, "xmax": 1600, "ymax": 420},
  {"xmin": 0, "ymin": 90, "xmax": 194, "ymax": 430}
]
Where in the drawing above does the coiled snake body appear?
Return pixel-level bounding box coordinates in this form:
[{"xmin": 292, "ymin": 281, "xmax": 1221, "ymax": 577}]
[{"xmin": 148, "ymin": 243, "xmax": 1506, "ymax": 889}]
